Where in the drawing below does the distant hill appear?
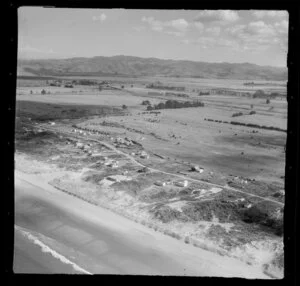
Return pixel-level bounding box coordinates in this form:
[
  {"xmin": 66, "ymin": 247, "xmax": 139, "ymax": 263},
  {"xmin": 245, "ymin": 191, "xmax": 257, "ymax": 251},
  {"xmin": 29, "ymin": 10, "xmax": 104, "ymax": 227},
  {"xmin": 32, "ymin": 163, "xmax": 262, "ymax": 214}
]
[{"xmin": 17, "ymin": 55, "xmax": 287, "ymax": 81}]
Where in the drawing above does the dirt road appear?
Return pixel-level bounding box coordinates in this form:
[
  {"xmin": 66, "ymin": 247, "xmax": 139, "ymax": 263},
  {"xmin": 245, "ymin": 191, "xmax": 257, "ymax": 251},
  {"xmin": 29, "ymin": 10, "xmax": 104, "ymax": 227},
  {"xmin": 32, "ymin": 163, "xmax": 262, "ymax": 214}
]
[{"xmin": 36, "ymin": 123, "xmax": 284, "ymax": 207}]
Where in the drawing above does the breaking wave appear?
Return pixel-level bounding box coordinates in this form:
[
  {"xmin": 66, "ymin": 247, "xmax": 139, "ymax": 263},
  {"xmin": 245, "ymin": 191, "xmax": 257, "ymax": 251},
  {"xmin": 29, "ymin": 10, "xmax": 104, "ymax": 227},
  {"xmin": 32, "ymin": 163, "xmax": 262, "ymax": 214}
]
[{"xmin": 15, "ymin": 225, "xmax": 92, "ymax": 275}]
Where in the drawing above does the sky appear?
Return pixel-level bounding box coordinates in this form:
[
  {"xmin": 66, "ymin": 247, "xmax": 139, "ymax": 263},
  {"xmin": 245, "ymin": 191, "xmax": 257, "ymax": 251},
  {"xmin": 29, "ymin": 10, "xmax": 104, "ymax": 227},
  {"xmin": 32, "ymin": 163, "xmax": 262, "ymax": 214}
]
[{"xmin": 18, "ymin": 8, "xmax": 289, "ymax": 67}]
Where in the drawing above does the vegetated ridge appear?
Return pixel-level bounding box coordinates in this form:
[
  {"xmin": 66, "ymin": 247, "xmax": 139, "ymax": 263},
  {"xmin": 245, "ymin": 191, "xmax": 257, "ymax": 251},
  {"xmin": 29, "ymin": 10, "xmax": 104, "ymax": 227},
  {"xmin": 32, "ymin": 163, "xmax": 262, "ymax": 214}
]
[{"xmin": 18, "ymin": 55, "xmax": 287, "ymax": 81}]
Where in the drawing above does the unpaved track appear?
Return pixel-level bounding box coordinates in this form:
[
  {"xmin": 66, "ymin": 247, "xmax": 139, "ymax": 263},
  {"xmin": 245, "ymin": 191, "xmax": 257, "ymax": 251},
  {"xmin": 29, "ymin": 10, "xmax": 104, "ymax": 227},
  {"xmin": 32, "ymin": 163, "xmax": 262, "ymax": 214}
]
[
  {"xmin": 34, "ymin": 123, "xmax": 284, "ymax": 207},
  {"xmin": 14, "ymin": 173, "xmax": 270, "ymax": 278}
]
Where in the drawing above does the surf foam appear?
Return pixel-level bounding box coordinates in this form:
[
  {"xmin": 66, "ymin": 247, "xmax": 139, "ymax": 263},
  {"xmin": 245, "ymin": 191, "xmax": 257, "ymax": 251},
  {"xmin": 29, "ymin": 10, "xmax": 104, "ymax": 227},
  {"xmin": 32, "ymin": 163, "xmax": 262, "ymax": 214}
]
[{"xmin": 15, "ymin": 225, "xmax": 92, "ymax": 275}]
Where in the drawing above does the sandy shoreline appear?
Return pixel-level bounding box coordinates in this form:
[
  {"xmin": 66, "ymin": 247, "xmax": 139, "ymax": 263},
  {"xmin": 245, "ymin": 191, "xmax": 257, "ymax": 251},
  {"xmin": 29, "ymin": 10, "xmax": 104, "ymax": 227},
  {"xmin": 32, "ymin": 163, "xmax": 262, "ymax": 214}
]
[{"xmin": 14, "ymin": 166, "xmax": 272, "ymax": 278}]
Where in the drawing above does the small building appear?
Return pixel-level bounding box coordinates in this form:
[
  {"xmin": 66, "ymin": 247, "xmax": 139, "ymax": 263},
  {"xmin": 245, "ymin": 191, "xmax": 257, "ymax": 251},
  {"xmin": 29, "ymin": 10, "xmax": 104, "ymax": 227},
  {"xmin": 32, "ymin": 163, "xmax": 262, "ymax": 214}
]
[
  {"xmin": 154, "ymin": 181, "xmax": 166, "ymax": 187},
  {"xmin": 191, "ymin": 165, "xmax": 204, "ymax": 173},
  {"xmin": 140, "ymin": 154, "xmax": 149, "ymax": 159},
  {"xmin": 175, "ymin": 180, "xmax": 188, "ymax": 187},
  {"xmin": 76, "ymin": 142, "xmax": 84, "ymax": 148}
]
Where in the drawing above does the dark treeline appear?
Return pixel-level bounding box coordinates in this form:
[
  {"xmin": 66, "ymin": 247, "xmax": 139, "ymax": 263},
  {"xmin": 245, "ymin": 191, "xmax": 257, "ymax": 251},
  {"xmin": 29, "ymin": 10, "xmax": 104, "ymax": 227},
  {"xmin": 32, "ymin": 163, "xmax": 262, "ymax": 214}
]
[
  {"xmin": 204, "ymin": 118, "xmax": 286, "ymax": 133},
  {"xmin": 147, "ymin": 100, "xmax": 204, "ymax": 110}
]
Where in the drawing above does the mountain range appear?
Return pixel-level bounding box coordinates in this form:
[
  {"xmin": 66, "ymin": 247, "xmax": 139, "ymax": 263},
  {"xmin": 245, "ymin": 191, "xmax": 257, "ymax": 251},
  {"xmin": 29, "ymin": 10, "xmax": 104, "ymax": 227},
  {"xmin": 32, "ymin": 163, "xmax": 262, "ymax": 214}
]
[{"xmin": 17, "ymin": 55, "xmax": 287, "ymax": 81}]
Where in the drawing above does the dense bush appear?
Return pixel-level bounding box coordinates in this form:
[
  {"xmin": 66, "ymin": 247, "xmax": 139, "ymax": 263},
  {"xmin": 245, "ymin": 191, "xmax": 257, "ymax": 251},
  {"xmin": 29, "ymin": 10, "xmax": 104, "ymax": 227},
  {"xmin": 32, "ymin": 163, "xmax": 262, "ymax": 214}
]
[
  {"xmin": 151, "ymin": 205, "xmax": 187, "ymax": 223},
  {"xmin": 76, "ymin": 79, "xmax": 97, "ymax": 85},
  {"xmin": 147, "ymin": 105, "xmax": 153, "ymax": 111},
  {"xmin": 253, "ymin": 89, "xmax": 266, "ymax": 98},
  {"xmin": 232, "ymin": 112, "xmax": 243, "ymax": 117},
  {"xmin": 151, "ymin": 100, "xmax": 204, "ymax": 110},
  {"xmin": 141, "ymin": 100, "xmax": 151, "ymax": 105}
]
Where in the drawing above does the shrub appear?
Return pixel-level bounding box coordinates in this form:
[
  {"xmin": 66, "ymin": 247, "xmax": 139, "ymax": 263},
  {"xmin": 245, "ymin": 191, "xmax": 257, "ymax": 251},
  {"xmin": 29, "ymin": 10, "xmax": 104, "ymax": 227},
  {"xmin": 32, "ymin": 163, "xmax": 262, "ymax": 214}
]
[
  {"xmin": 146, "ymin": 105, "xmax": 153, "ymax": 111},
  {"xmin": 253, "ymin": 90, "xmax": 265, "ymax": 98},
  {"xmin": 249, "ymin": 110, "xmax": 256, "ymax": 115},
  {"xmin": 41, "ymin": 89, "xmax": 46, "ymax": 95},
  {"xmin": 153, "ymin": 100, "xmax": 204, "ymax": 110},
  {"xmin": 141, "ymin": 100, "xmax": 151, "ymax": 105},
  {"xmin": 122, "ymin": 104, "xmax": 127, "ymax": 110},
  {"xmin": 266, "ymin": 98, "xmax": 270, "ymax": 104},
  {"xmin": 243, "ymin": 206, "xmax": 268, "ymax": 223},
  {"xmin": 184, "ymin": 236, "xmax": 190, "ymax": 244},
  {"xmin": 232, "ymin": 112, "xmax": 243, "ymax": 117}
]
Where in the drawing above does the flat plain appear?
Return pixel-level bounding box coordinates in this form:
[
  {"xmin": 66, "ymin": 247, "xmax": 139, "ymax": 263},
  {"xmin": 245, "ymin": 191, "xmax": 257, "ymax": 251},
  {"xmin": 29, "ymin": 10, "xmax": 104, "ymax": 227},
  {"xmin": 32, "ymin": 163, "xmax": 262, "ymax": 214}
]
[{"xmin": 15, "ymin": 76, "xmax": 286, "ymax": 277}]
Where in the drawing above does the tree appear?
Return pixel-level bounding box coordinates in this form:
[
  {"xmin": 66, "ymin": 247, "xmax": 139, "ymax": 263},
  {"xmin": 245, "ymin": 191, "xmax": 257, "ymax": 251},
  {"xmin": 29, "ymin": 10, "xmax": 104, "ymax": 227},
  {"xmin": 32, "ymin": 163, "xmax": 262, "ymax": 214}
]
[
  {"xmin": 147, "ymin": 105, "xmax": 153, "ymax": 111},
  {"xmin": 141, "ymin": 100, "xmax": 151, "ymax": 105},
  {"xmin": 41, "ymin": 89, "xmax": 46, "ymax": 95},
  {"xmin": 122, "ymin": 104, "xmax": 127, "ymax": 110},
  {"xmin": 266, "ymin": 98, "xmax": 270, "ymax": 104},
  {"xmin": 253, "ymin": 89, "xmax": 265, "ymax": 98}
]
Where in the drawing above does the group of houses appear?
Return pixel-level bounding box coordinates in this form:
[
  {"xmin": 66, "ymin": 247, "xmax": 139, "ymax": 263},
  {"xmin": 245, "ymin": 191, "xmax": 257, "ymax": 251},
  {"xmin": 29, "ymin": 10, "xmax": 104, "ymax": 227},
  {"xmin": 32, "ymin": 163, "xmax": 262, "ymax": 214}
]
[
  {"xmin": 154, "ymin": 179, "xmax": 189, "ymax": 188},
  {"xmin": 114, "ymin": 137, "xmax": 134, "ymax": 148}
]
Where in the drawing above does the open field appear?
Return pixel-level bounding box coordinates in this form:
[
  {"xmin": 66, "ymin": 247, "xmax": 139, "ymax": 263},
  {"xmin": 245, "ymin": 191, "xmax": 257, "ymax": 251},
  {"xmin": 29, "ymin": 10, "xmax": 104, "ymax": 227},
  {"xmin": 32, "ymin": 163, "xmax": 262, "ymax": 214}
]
[{"xmin": 15, "ymin": 76, "xmax": 286, "ymax": 277}]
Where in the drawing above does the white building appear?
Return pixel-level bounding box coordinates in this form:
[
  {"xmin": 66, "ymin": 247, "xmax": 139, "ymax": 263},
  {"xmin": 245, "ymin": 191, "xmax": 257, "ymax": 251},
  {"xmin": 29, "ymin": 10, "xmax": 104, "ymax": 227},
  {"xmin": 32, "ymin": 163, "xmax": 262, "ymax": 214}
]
[
  {"xmin": 175, "ymin": 180, "xmax": 188, "ymax": 187},
  {"xmin": 155, "ymin": 181, "xmax": 166, "ymax": 187}
]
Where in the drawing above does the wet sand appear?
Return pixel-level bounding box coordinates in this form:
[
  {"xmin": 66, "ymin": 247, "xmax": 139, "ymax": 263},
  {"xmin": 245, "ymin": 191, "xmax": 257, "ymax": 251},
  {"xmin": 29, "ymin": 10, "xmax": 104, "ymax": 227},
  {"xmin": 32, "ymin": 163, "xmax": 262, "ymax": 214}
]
[{"xmin": 14, "ymin": 171, "xmax": 270, "ymax": 277}]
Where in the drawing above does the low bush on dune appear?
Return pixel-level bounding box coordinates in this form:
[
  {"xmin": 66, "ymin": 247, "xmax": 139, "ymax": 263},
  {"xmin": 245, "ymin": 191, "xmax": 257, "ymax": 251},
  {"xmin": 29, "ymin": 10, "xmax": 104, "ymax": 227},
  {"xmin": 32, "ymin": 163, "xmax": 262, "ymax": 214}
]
[
  {"xmin": 182, "ymin": 200, "xmax": 242, "ymax": 223},
  {"xmin": 111, "ymin": 179, "xmax": 151, "ymax": 196},
  {"xmin": 150, "ymin": 205, "xmax": 188, "ymax": 223},
  {"xmin": 242, "ymin": 205, "xmax": 283, "ymax": 236}
]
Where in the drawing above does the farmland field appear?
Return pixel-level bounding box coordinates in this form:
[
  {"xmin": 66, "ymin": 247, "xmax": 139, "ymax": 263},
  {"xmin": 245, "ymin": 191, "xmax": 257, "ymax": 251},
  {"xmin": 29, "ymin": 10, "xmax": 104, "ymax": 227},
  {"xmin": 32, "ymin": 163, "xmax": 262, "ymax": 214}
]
[{"xmin": 15, "ymin": 75, "xmax": 286, "ymax": 278}]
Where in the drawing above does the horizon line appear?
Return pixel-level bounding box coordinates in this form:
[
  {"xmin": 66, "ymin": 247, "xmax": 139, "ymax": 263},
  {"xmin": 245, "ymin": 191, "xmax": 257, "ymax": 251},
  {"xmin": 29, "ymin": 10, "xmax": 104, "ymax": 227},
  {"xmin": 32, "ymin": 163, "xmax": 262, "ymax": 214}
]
[{"xmin": 18, "ymin": 54, "xmax": 287, "ymax": 69}]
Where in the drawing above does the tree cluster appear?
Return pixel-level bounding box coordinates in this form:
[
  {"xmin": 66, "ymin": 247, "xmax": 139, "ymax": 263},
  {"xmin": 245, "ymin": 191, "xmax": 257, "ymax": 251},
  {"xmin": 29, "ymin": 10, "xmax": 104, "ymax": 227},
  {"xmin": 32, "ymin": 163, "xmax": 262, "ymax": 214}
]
[{"xmin": 147, "ymin": 100, "xmax": 204, "ymax": 111}]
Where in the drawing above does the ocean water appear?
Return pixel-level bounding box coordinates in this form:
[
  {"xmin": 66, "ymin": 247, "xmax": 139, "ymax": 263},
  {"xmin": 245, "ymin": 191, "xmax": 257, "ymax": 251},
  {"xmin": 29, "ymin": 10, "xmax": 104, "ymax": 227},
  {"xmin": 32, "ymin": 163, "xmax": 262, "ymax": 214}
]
[{"xmin": 14, "ymin": 225, "xmax": 92, "ymax": 274}]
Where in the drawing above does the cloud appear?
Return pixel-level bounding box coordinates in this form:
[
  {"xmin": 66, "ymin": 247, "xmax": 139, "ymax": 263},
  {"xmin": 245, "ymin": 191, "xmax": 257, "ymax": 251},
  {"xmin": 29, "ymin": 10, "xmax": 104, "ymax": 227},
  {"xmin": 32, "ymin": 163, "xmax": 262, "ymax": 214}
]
[
  {"xmin": 193, "ymin": 22, "xmax": 204, "ymax": 32},
  {"xmin": 274, "ymin": 20, "xmax": 288, "ymax": 33},
  {"xmin": 252, "ymin": 10, "xmax": 288, "ymax": 19},
  {"xmin": 19, "ymin": 44, "xmax": 54, "ymax": 54},
  {"xmin": 194, "ymin": 10, "xmax": 240, "ymax": 24},
  {"xmin": 205, "ymin": 26, "xmax": 221, "ymax": 36},
  {"xmin": 168, "ymin": 18, "xmax": 189, "ymax": 32},
  {"xmin": 92, "ymin": 13, "xmax": 107, "ymax": 22},
  {"xmin": 133, "ymin": 26, "xmax": 145, "ymax": 32},
  {"xmin": 245, "ymin": 21, "xmax": 277, "ymax": 37},
  {"xmin": 181, "ymin": 36, "xmax": 239, "ymax": 50},
  {"xmin": 142, "ymin": 16, "xmax": 189, "ymax": 35},
  {"xmin": 225, "ymin": 20, "xmax": 288, "ymax": 52}
]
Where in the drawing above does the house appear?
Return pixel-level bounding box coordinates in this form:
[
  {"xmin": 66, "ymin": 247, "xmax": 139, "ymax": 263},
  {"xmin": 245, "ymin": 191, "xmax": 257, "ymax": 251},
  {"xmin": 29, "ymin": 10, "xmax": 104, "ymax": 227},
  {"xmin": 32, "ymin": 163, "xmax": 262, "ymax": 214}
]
[
  {"xmin": 106, "ymin": 160, "xmax": 119, "ymax": 168},
  {"xmin": 76, "ymin": 142, "xmax": 84, "ymax": 148},
  {"xmin": 175, "ymin": 180, "xmax": 188, "ymax": 187},
  {"xmin": 155, "ymin": 181, "xmax": 166, "ymax": 187},
  {"xmin": 140, "ymin": 154, "xmax": 149, "ymax": 159},
  {"xmin": 139, "ymin": 150, "xmax": 149, "ymax": 159},
  {"xmin": 191, "ymin": 165, "xmax": 204, "ymax": 173}
]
